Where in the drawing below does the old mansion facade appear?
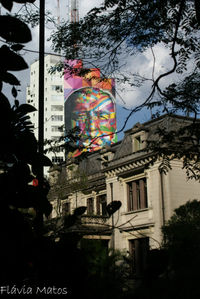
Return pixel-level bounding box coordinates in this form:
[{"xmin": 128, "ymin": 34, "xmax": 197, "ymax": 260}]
[{"xmin": 48, "ymin": 114, "xmax": 200, "ymax": 275}]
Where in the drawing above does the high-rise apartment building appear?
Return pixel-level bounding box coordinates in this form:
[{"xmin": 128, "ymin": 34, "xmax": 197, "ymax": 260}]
[{"xmin": 26, "ymin": 55, "xmax": 65, "ymax": 174}]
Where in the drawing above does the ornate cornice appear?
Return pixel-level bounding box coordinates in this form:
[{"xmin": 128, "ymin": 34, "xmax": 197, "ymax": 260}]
[{"xmin": 104, "ymin": 152, "xmax": 156, "ymax": 178}]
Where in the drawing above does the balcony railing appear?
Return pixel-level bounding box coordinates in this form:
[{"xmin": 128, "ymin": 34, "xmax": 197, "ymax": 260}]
[{"xmin": 81, "ymin": 214, "xmax": 109, "ymax": 227}]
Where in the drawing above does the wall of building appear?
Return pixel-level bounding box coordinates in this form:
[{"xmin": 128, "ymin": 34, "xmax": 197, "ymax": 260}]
[
  {"xmin": 26, "ymin": 55, "xmax": 65, "ymax": 175},
  {"xmin": 166, "ymin": 160, "xmax": 200, "ymax": 214},
  {"xmin": 47, "ymin": 114, "xmax": 200, "ymax": 277},
  {"xmin": 106, "ymin": 160, "xmax": 200, "ymax": 251},
  {"xmin": 49, "ymin": 159, "xmax": 200, "ymax": 253}
]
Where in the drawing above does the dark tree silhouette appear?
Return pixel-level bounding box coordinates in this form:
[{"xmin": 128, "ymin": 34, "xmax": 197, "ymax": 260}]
[
  {"xmin": 0, "ymin": 0, "xmax": 54, "ymax": 284},
  {"xmin": 162, "ymin": 200, "xmax": 200, "ymax": 276}
]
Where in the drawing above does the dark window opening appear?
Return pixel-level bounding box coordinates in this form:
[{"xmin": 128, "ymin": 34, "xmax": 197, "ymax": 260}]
[
  {"xmin": 62, "ymin": 202, "xmax": 70, "ymax": 215},
  {"xmin": 96, "ymin": 194, "xmax": 107, "ymax": 216},
  {"xmin": 87, "ymin": 197, "xmax": 94, "ymax": 215},
  {"xmin": 129, "ymin": 237, "xmax": 149, "ymax": 277}
]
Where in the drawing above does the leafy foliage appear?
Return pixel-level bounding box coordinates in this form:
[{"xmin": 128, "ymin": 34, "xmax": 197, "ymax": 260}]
[
  {"xmin": 131, "ymin": 200, "xmax": 200, "ymax": 299},
  {"xmin": 155, "ymin": 70, "xmax": 200, "ymax": 115},
  {"xmin": 162, "ymin": 199, "xmax": 200, "ymax": 268},
  {"xmin": 0, "ymin": 0, "xmax": 55, "ymax": 284},
  {"xmin": 160, "ymin": 200, "xmax": 200, "ymax": 297},
  {"xmin": 80, "ymin": 240, "xmax": 131, "ymax": 299},
  {"xmin": 0, "ymin": 15, "xmax": 32, "ymax": 42},
  {"xmin": 0, "ymin": 0, "xmax": 52, "ymax": 211}
]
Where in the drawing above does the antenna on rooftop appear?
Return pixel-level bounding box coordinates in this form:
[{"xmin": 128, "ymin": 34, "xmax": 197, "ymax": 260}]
[
  {"xmin": 57, "ymin": 0, "xmax": 60, "ymax": 25},
  {"xmin": 69, "ymin": 0, "xmax": 79, "ymax": 23},
  {"xmin": 68, "ymin": 0, "xmax": 80, "ymax": 57}
]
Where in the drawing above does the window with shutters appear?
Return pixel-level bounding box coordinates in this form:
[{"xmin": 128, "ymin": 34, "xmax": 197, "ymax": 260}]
[
  {"xmin": 96, "ymin": 194, "xmax": 107, "ymax": 216},
  {"xmin": 127, "ymin": 178, "xmax": 148, "ymax": 211},
  {"xmin": 87, "ymin": 197, "xmax": 94, "ymax": 215}
]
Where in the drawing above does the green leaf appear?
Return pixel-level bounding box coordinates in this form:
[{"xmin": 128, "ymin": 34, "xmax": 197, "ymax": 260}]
[
  {"xmin": 74, "ymin": 206, "xmax": 87, "ymax": 216},
  {"xmin": 0, "ymin": 0, "xmax": 36, "ymax": 12},
  {"xmin": 11, "ymin": 44, "xmax": 24, "ymax": 52},
  {"xmin": 14, "ymin": 131, "xmax": 38, "ymax": 162},
  {"xmin": 1, "ymin": 72, "xmax": 20, "ymax": 85},
  {"xmin": 0, "ymin": 92, "xmax": 11, "ymax": 111},
  {"xmin": 31, "ymin": 153, "xmax": 53, "ymax": 175},
  {"xmin": 16, "ymin": 103, "xmax": 37, "ymax": 114},
  {"xmin": 38, "ymin": 154, "xmax": 53, "ymax": 166},
  {"xmin": 0, "ymin": 15, "xmax": 32, "ymax": 43},
  {"xmin": 14, "ymin": 0, "xmax": 36, "ymax": 3},
  {"xmin": 23, "ymin": 121, "xmax": 33, "ymax": 127},
  {"xmin": 44, "ymin": 201, "xmax": 53, "ymax": 217},
  {"xmin": 9, "ymin": 162, "xmax": 33, "ymax": 184},
  {"xmin": 0, "ymin": 45, "xmax": 28, "ymax": 71},
  {"xmin": 15, "ymin": 99, "xmax": 19, "ymax": 107},
  {"xmin": 18, "ymin": 115, "xmax": 31, "ymax": 122},
  {"xmin": 195, "ymin": 0, "xmax": 200, "ymax": 26},
  {"xmin": 12, "ymin": 86, "xmax": 17, "ymax": 98},
  {"xmin": 0, "ymin": 0, "xmax": 13, "ymax": 11}
]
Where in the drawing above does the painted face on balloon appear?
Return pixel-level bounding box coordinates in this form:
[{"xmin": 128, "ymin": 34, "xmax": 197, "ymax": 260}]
[{"xmin": 65, "ymin": 87, "xmax": 117, "ymax": 155}]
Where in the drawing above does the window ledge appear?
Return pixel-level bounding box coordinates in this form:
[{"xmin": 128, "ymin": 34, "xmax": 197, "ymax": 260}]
[
  {"xmin": 82, "ymin": 214, "xmax": 109, "ymax": 219},
  {"xmin": 123, "ymin": 208, "xmax": 149, "ymax": 215}
]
